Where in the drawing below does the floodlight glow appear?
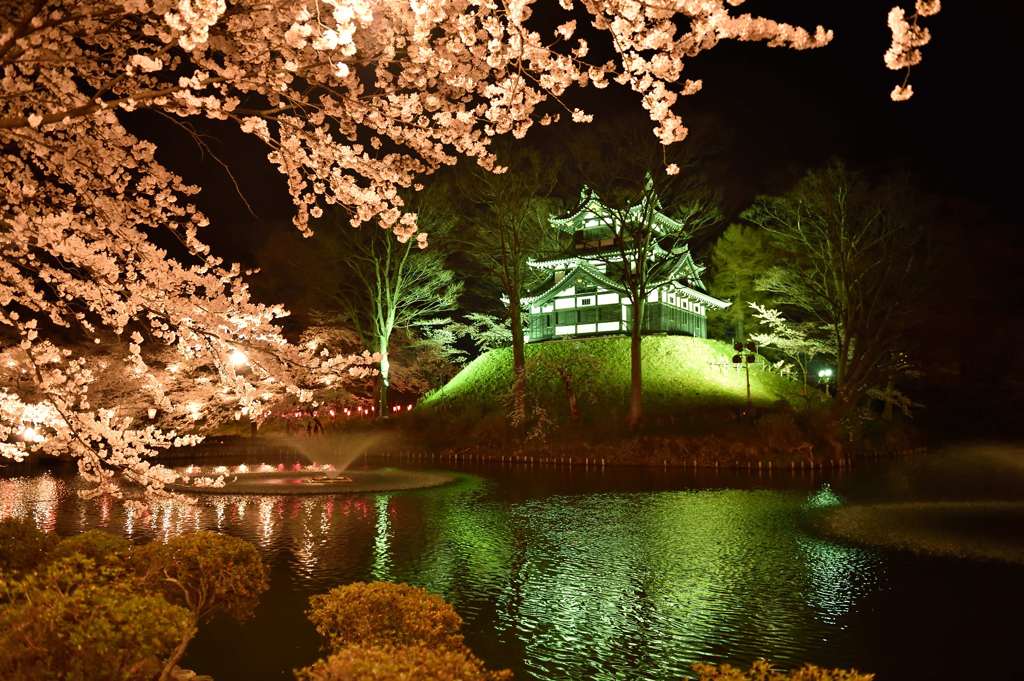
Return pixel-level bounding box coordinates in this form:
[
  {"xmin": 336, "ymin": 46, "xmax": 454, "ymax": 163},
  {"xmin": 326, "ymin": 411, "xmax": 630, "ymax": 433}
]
[
  {"xmin": 20, "ymin": 426, "xmax": 43, "ymax": 443},
  {"xmin": 818, "ymin": 368, "xmax": 833, "ymax": 379},
  {"xmin": 228, "ymin": 348, "xmax": 249, "ymax": 368}
]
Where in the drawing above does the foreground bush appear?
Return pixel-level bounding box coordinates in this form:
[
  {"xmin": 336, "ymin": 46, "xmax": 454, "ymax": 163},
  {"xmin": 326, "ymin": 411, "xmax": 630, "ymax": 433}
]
[
  {"xmin": 694, "ymin": 660, "xmax": 874, "ymax": 681},
  {"xmin": 307, "ymin": 581, "xmax": 464, "ymax": 651},
  {"xmin": 0, "ymin": 555, "xmax": 191, "ymax": 681},
  {"xmin": 0, "ymin": 517, "xmax": 57, "ymax": 574},
  {"xmin": 50, "ymin": 528, "xmax": 131, "ymax": 566},
  {"xmin": 2, "ymin": 527, "xmax": 269, "ymax": 681},
  {"xmin": 132, "ymin": 530, "xmax": 270, "ymax": 679},
  {"xmin": 295, "ymin": 643, "xmax": 513, "ymax": 681},
  {"xmin": 133, "ymin": 530, "xmax": 269, "ymax": 622}
]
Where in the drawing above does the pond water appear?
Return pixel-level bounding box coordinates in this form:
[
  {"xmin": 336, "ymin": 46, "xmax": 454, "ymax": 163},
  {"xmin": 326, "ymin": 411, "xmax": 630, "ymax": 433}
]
[{"xmin": 3, "ymin": 444, "xmax": 1023, "ymax": 680}]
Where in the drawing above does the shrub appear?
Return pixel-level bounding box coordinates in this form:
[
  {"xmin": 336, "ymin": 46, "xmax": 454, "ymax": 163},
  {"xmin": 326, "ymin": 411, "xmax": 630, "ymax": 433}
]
[
  {"xmin": 307, "ymin": 581, "xmax": 464, "ymax": 652},
  {"xmin": 294, "ymin": 643, "xmax": 512, "ymax": 681},
  {"xmin": 0, "ymin": 517, "xmax": 57, "ymax": 574},
  {"xmin": 693, "ymin": 659, "xmax": 874, "ymax": 681},
  {"xmin": 132, "ymin": 530, "xmax": 269, "ymax": 623},
  {"xmin": 0, "ymin": 555, "xmax": 191, "ymax": 681},
  {"xmin": 131, "ymin": 530, "xmax": 270, "ymax": 679},
  {"xmin": 50, "ymin": 529, "xmax": 130, "ymax": 566}
]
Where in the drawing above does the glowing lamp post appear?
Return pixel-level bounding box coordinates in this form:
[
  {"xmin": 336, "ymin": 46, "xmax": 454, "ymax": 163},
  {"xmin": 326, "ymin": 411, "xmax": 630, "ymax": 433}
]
[
  {"xmin": 732, "ymin": 341, "xmax": 757, "ymax": 412},
  {"xmin": 817, "ymin": 367, "xmax": 834, "ymax": 397}
]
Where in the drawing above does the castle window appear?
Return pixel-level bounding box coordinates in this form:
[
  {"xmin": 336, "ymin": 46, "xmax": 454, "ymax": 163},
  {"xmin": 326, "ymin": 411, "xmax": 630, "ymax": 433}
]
[{"xmin": 599, "ymin": 306, "xmax": 619, "ymax": 323}]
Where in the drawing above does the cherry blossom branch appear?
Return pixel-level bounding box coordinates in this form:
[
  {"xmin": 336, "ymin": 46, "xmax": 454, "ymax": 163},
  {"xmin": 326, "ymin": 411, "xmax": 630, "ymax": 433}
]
[{"xmin": 884, "ymin": 1, "xmax": 941, "ymax": 101}]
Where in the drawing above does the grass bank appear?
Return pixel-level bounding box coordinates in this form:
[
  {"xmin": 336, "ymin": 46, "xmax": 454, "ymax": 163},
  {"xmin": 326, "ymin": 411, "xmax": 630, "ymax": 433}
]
[
  {"xmin": 407, "ymin": 335, "xmax": 925, "ymax": 465},
  {"xmin": 420, "ymin": 335, "xmax": 811, "ymax": 425}
]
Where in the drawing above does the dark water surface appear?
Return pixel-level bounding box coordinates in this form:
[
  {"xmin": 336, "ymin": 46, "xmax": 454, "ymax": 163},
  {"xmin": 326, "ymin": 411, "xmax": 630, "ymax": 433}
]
[{"xmin": 3, "ymin": 446, "xmax": 1023, "ymax": 680}]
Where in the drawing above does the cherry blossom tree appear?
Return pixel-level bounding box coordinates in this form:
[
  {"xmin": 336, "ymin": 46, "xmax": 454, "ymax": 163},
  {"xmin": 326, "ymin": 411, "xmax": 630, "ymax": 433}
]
[
  {"xmin": 1, "ymin": 1, "xmax": 939, "ymax": 496},
  {"xmin": 747, "ymin": 302, "xmax": 829, "ymax": 396}
]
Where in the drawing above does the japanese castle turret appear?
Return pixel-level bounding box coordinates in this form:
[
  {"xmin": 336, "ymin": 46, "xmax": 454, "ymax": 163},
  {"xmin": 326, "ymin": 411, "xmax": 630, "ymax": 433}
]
[{"xmin": 522, "ymin": 186, "xmax": 729, "ymax": 343}]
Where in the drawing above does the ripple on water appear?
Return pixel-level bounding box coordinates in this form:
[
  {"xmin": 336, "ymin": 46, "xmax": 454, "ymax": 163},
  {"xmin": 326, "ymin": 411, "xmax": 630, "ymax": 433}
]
[{"xmin": 469, "ymin": 490, "xmax": 881, "ymax": 680}]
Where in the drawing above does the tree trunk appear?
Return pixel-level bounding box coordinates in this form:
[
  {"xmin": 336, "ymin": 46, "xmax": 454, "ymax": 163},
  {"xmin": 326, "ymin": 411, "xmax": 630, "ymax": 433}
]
[
  {"xmin": 158, "ymin": 623, "xmax": 197, "ymax": 681},
  {"xmin": 556, "ymin": 368, "xmax": 580, "ymax": 422},
  {"xmin": 882, "ymin": 377, "xmax": 895, "ymax": 421},
  {"xmin": 628, "ymin": 298, "xmax": 644, "ymax": 430},
  {"xmin": 378, "ymin": 342, "xmax": 390, "ymax": 417},
  {"xmin": 509, "ymin": 294, "xmax": 527, "ymax": 420}
]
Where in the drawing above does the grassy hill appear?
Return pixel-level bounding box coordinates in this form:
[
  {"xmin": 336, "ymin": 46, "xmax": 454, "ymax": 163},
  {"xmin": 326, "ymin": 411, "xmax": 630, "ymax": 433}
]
[{"xmin": 418, "ymin": 336, "xmax": 810, "ymax": 434}]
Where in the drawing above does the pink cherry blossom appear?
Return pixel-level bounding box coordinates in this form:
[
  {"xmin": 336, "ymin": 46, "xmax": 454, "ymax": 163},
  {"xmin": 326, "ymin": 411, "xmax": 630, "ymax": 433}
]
[{"xmin": 885, "ymin": 2, "xmax": 941, "ymax": 101}]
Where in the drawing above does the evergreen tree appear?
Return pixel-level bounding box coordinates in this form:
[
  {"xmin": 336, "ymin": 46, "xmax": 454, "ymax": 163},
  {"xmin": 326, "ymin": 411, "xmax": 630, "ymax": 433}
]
[{"xmin": 709, "ymin": 224, "xmax": 774, "ymax": 342}]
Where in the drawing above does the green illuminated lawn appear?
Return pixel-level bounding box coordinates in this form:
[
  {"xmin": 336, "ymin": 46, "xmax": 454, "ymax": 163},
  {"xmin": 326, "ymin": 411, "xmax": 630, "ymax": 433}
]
[{"xmin": 419, "ymin": 335, "xmax": 811, "ymax": 427}]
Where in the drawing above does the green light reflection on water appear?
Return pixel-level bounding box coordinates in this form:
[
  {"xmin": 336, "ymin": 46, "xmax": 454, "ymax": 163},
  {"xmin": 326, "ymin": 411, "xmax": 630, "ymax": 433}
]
[{"xmin": 383, "ymin": 481, "xmax": 881, "ymax": 680}]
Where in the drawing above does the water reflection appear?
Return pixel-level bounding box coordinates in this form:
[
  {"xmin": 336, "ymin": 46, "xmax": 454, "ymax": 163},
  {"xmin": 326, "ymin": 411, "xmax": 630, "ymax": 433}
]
[
  {"xmin": 371, "ymin": 494, "xmax": 394, "ymax": 581},
  {"xmin": 0, "ymin": 472, "xmax": 881, "ymax": 680}
]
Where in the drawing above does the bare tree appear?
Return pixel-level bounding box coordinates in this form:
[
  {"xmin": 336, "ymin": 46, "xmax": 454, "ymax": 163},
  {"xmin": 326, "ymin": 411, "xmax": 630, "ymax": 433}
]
[
  {"xmin": 312, "ymin": 204, "xmax": 463, "ymax": 415},
  {"xmin": 745, "ymin": 162, "xmax": 929, "ymax": 413},
  {"xmin": 451, "ymin": 147, "xmax": 561, "ymax": 415},
  {"xmin": 584, "ymin": 176, "xmax": 720, "ymax": 428}
]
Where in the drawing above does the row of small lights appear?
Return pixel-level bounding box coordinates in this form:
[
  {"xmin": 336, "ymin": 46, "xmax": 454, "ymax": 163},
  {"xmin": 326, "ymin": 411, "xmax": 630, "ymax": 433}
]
[
  {"xmin": 230, "ymin": 350, "xmax": 418, "ymax": 416},
  {"xmin": 277, "ymin": 404, "xmax": 414, "ymax": 419},
  {"xmin": 182, "ymin": 462, "xmax": 337, "ymax": 476},
  {"xmin": 14, "ymin": 403, "xmax": 417, "ymax": 442},
  {"xmin": 10, "ymin": 348, "xmax": 416, "ymax": 443}
]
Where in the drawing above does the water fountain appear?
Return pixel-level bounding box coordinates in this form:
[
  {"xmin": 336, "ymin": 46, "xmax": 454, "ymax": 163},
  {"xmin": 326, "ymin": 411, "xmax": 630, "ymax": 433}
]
[{"xmin": 168, "ymin": 432, "xmax": 454, "ymax": 495}]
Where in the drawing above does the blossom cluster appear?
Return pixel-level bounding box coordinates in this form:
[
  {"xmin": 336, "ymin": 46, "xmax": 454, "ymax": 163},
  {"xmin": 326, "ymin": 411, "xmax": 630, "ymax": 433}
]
[{"xmin": 885, "ymin": 1, "xmax": 941, "ymax": 101}]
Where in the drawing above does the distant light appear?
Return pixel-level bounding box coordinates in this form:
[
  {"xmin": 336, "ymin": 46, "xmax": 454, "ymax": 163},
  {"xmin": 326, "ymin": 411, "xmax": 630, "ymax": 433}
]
[
  {"xmin": 21, "ymin": 426, "xmax": 43, "ymax": 443},
  {"xmin": 228, "ymin": 349, "xmax": 249, "ymax": 368},
  {"xmin": 817, "ymin": 368, "xmax": 833, "ymax": 379}
]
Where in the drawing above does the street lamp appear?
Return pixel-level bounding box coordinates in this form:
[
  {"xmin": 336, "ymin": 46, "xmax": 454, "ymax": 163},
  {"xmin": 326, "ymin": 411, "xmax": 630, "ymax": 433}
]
[
  {"xmin": 817, "ymin": 367, "xmax": 834, "ymax": 397},
  {"xmin": 732, "ymin": 341, "xmax": 757, "ymax": 412},
  {"xmin": 20, "ymin": 425, "xmax": 44, "ymax": 444}
]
